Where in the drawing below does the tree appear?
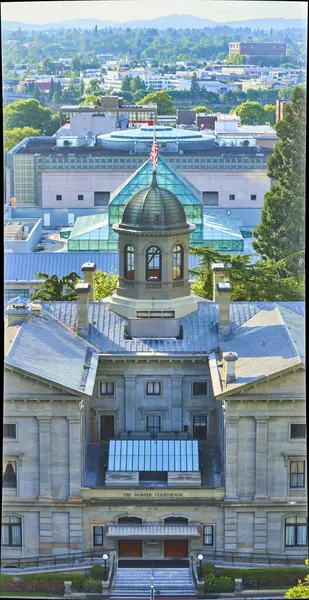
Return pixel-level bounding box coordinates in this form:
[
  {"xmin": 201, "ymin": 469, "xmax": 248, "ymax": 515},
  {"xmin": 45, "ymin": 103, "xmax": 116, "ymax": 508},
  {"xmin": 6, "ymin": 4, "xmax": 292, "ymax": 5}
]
[
  {"xmin": 48, "ymin": 77, "xmax": 55, "ymax": 100},
  {"xmin": 130, "ymin": 75, "xmax": 146, "ymax": 92},
  {"xmin": 190, "ymin": 72, "xmax": 200, "ymax": 99},
  {"xmin": 94, "ymin": 269, "xmax": 119, "ymax": 300},
  {"xmin": 86, "ymin": 78, "xmax": 101, "ymax": 94},
  {"xmin": 79, "ymin": 77, "xmax": 85, "ymax": 97},
  {"xmin": 32, "ymin": 273, "xmax": 81, "ymax": 302},
  {"xmin": 79, "ymin": 94, "xmax": 100, "ymax": 106},
  {"xmin": 121, "ymin": 75, "xmax": 132, "ymax": 92},
  {"xmin": 4, "ymin": 99, "xmax": 53, "ymax": 133},
  {"xmin": 71, "ymin": 54, "xmax": 81, "ymax": 73},
  {"xmin": 192, "ymin": 105, "xmax": 212, "ymax": 114},
  {"xmin": 137, "ymin": 90, "xmax": 176, "ymax": 115},
  {"xmin": 285, "ymin": 560, "xmax": 309, "ymax": 598},
  {"xmin": 264, "ymin": 104, "xmax": 276, "ymax": 125},
  {"xmin": 4, "ymin": 126, "xmax": 41, "ymax": 151},
  {"xmin": 253, "ymin": 86, "xmax": 305, "ymax": 276},
  {"xmin": 42, "ymin": 57, "xmax": 53, "ymax": 74},
  {"xmin": 278, "ymin": 86, "xmax": 293, "ymax": 100},
  {"xmin": 33, "ymin": 84, "xmax": 42, "ymax": 102},
  {"xmin": 246, "ymin": 89, "xmax": 260, "ymax": 102},
  {"xmin": 45, "ymin": 112, "xmax": 60, "ymax": 135},
  {"xmin": 230, "ymin": 101, "xmax": 266, "ymax": 125}
]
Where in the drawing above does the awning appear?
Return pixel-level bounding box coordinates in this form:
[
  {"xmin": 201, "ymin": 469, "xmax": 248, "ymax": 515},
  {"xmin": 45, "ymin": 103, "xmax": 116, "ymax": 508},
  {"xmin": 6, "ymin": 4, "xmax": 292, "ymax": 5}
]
[
  {"xmin": 106, "ymin": 524, "xmax": 200, "ymax": 539},
  {"xmin": 107, "ymin": 440, "xmax": 199, "ymax": 472}
]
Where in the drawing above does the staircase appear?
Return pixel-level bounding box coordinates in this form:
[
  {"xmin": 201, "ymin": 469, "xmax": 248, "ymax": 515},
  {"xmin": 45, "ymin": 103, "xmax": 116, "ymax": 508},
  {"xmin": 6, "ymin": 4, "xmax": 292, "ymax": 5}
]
[{"xmin": 110, "ymin": 566, "xmax": 196, "ymax": 598}]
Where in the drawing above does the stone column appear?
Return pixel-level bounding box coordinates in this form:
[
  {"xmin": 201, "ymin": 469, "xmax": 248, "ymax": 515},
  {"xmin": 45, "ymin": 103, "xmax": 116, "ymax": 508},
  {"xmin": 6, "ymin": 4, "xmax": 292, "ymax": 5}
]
[
  {"xmin": 171, "ymin": 376, "xmax": 183, "ymax": 432},
  {"xmin": 38, "ymin": 417, "xmax": 52, "ymax": 500},
  {"xmin": 225, "ymin": 418, "xmax": 238, "ymax": 500},
  {"xmin": 125, "ymin": 375, "xmax": 136, "ymax": 432},
  {"xmin": 254, "ymin": 418, "xmax": 268, "ymax": 500},
  {"xmin": 68, "ymin": 418, "xmax": 81, "ymax": 500}
]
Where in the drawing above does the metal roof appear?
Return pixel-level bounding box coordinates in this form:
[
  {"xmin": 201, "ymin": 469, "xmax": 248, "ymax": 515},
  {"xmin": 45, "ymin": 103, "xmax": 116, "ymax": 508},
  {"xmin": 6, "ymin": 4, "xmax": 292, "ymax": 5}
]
[
  {"xmin": 5, "ymin": 310, "xmax": 99, "ymax": 396},
  {"xmin": 106, "ymin": 524, "xmax": 200, "ymax": 538},
  {"xmin": 107, "ymin": 439, "xmax": 199, "ymax": 472}
]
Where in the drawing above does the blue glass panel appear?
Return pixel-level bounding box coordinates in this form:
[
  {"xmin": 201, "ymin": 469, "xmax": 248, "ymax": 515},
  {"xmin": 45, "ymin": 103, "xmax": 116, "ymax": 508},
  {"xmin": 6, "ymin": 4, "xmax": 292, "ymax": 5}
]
[
  {"xmin": 193, "ymin": 440, "xmax": 199, "ymax": 471},
  {"xmin": 174, "ymin": 440, "xmax": 181, "ymax": 471},
  {"xmin": 150, "ymin": 441, "xmax": 157, "ymax": 471},
  {"xmin": 186, "ymin": 440, "xmax": 193, "ymax": 471},
  {"xmin": 120, "ymin": 440, "xmax": 127, "ymax": 471},
  {"xmin": 114, "ymin": 440, "xmax": 121, "ymax": 471},
  {"xmin": 126, "ymin": 440, "xmax": 133, "ymax": 471},
  {"xmin": 169, "ymin": 440, "xmax": 175, "ymax": 471},
  {"xmin": 156, "ymin": 441, "xmax": 163, "ymax": 471},
  {"xmin": 162, "ymin": 441, "xmax": 169, "ymax": 471},
  {"xmin": 145, "ymin": 440, "xmax": 151, "ymax": 471},
  {"xmin": 180, "ymin": 440, "xmax": 187, "ymax": 471},
  {"xmin": 138, "ymin": 440, "xmax": 145, "ymax": 471},
  {"xmin": 108, "ymin": 440, "xmax": 115, "ymax": 470},
  {"xmin": 132, "ymin": 440, "xmax": 139, "ymax": 471}
]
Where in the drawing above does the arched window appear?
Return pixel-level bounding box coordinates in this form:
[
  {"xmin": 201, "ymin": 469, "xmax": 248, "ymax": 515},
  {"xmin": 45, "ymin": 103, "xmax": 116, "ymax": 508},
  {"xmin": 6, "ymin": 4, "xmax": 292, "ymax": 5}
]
[
  {"xmin": 164, "ymin": 516, "xmax": 188, "ymax": 524},
  {"xmin": 285, "ymin": 516, "xmax": 307, "ymax": 547},
  {"xmin": 118, "ymin": 517, "xmax": 142, "ymax": 524},
  {"xmin": 124, "ymin": 245, "xmax": 135, "ymax": 280},
  {"xmin": 146, "ymin": 246, "xmax": 161, "ymax": 281},
  {"xmin": 173, "ymin": 245, "xmax": 183, "ymax": 280},
  {"xmin": 2, "ymin": 516, "xmax": 22, "ymax": 547}
]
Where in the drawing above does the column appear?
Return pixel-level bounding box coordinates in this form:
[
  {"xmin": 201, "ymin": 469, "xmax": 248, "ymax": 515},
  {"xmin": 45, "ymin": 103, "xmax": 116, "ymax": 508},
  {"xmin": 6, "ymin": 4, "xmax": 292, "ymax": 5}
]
[
  {"xmin": 68, "ymin": 418, "xmax": 81, "ymax": 500},
  {"xmin": 225, "ymin": 418, "xmax": 238, "ymax": 500},
  {"xmin": 37, "ymin": 417, "xmax": 52, "ymax": 500},
  {"xmin": 254, "ymin": 418, "xmax": 268, "ymax": 500},
  {"xmin": 171, "ymin": 376, "xmax": 183, "ymax": 432},
  {"xmin": 125, "ymin": 375, "xmax": 136, "ymax": 431}
]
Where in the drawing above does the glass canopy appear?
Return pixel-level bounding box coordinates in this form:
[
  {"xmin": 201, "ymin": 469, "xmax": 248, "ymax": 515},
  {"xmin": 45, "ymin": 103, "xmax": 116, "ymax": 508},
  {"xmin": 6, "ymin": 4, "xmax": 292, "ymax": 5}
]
[{"xmin": 108, "ymin": 440, "xmax": 199, "ymax": 472}]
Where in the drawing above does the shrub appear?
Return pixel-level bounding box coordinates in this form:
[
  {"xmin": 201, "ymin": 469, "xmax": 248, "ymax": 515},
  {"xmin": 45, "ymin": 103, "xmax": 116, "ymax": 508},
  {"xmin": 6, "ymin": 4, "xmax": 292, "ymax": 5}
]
[
  {"xmin": 91, "ymin": 565, "xmax": 105, "ymax": 580},
  {"xmin": 217, "ymin": 576, "xmax": 234, "ymax": 592},
  {"xmin": 83, "ymin": 577, "xmax": 101, "ymax": 592},
  {"xmin": 204, "ymin": 573, "xmax": 218, "ymax": 592},
  {"xmin": 21, "ymin": 572, "xmax": 85, "ymax": 592},
  {"xmin": 202, "ymin": 562, "xmax": 216, "ymax": 576},
  {"xmin": 216, "ymin": 568, "xmax": 308, "ymax": 590},
  {"xmin": 0, "ymin": 574, "xmax": 15, "ymax": 588}
]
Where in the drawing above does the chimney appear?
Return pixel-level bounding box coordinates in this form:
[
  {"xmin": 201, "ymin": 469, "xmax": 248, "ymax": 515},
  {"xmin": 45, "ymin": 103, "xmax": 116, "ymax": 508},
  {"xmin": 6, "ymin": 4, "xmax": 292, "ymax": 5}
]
[
  {"xmin": 5, "ymin": 298, "xmax": 31, "ymax": 326},
  {"xmin": 217, "ymin": 282, "xmax": 231, "ymax": 336},
  {"xmin": 223, "ymin": 351, "xmax": 238, "ymax": 384},
  {"xmin": 76, "ymin": 282, "xmax": 91, "ymax": 338},
  {"xmin": 212, "ymin": 263, "xmax": 226, "ymax": 301},
  {"xmin": 81, "ymin": 262, "xmax": 96, "ymax": 302}
]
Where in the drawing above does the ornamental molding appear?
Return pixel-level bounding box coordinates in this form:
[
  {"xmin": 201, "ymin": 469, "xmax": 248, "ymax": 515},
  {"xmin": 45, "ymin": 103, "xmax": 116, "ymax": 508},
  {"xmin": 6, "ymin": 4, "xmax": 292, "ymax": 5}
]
[{"xmin": 138, "ymin": 407, "xmax": 168, "ymax": 417}]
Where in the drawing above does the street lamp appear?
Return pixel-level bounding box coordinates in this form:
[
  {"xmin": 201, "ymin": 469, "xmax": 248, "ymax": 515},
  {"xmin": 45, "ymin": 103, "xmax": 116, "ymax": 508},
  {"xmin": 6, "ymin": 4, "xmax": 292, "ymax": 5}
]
[
  {"xmin": 150, "ymin": 584, "xmax": 154, "ymax": 600},
  {"xmin": 197, "ymin": 554, "xmax": 204, "ymax": 581},
  {"xmin": 102, "ymin": 553, "xmax": 109, "ymax": 581}
]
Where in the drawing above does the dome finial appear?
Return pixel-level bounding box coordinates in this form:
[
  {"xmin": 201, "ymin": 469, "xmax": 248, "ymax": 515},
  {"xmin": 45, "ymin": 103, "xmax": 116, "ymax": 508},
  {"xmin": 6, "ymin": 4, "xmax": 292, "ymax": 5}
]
[{"xmin": 151, "ymin": 167, "xmax": 158, "ymax": 188}]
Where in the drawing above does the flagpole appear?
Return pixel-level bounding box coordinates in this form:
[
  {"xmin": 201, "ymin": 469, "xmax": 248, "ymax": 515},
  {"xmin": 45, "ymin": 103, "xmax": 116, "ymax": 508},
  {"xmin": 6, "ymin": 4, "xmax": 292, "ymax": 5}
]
[{"xmin": 152, "ymin": 119, "xmax": 156, "ymax": 173}]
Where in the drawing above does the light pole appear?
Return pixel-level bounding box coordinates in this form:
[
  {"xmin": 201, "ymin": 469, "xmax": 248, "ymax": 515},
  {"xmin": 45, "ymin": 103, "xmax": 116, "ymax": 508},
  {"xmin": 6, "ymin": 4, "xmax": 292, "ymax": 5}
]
[
  {"xmin": 102, "ymin": 553, "xmax": 109, "ymax": 581},
  {"xmin": 150, "ymin": 584, "xmax": 154, "ymax": 600},
  {"xmin": 197, "ymin": 553, "xmax": 204, "ymax": 581}
]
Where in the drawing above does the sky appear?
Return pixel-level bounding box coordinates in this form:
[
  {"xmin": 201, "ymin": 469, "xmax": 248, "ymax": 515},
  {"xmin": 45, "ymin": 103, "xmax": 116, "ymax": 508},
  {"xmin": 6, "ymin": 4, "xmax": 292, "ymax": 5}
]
[{"xmin": 1, "ymin": 0, "xmax": 307, "ymax": 24}]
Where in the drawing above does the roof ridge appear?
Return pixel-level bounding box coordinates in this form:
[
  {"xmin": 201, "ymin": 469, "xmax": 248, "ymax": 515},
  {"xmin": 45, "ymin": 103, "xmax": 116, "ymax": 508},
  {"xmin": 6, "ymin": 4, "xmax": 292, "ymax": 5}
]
[{"xmin": 276, "ymin": 303, "xmax": 304, "ymax": 360}]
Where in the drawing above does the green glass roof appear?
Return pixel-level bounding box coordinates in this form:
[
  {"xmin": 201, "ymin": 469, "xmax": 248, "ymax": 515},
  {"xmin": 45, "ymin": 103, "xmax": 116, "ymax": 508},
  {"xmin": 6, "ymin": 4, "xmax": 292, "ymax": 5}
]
[{"xmin": 69, "ymin": 213, "xmax": 109, "ymax": 240}]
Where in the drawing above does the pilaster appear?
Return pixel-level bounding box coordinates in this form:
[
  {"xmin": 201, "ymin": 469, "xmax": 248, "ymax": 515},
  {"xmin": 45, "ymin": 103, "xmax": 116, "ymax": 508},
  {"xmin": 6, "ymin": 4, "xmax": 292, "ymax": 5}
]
[
  {"xmin": 225, "ymin": 418, "xmax": 238, "ymax": 500},
  {"xmin": 254, "ymin": 418, "xmax": 268, "ymax": 500},
  {"xmin": 39, "ymin": 509, "xmax": 53, "ymax": 556},
  {"xmin": 171, "ymin": 376, "xmax": 183, "ymax": 432},
  {"xmin": 254, "ymin": 510, "xmax": 267, "ymax": 553},
  {"xmin": 125, "ymin": 375, "xmax": 136, "ymax": 431},
  {"xmin": 69, "ymin": 509, "xmax": 83, "ymax": 552},
  {"xmin": 37, "ymin": 417, "xmax": 52, "ymax": 500},
  {"xmin": 68, "ymin": 418, "xmax": 82, "ymax": 501}
]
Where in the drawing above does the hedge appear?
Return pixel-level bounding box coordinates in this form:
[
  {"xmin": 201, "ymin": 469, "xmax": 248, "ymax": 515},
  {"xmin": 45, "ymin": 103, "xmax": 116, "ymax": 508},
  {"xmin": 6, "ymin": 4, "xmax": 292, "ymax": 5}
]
[
  {"xmin": 0, "ymin": 575, "xmax": 15, "ymax": 586},
  {"xmin": 90, "ymin": 565, "xmax": 106, "ymax": 580},
  {"xmin": 204, "ymin": 574, "xmax": 234, "ymax": 593},
  {"xmin": 216, "ymin": 567, "xmax": 309, "ymax": 590},
  {"xmin": 20, "ymin": 572, "xmax": 86, "ymax": 591}
]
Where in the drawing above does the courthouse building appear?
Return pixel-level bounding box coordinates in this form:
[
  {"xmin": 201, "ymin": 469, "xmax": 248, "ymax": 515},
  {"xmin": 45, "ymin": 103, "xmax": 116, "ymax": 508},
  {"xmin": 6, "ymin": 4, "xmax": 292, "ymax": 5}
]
[{"xmin": 3, "ymin": 171, "xmax": 306, "ymax": 587}]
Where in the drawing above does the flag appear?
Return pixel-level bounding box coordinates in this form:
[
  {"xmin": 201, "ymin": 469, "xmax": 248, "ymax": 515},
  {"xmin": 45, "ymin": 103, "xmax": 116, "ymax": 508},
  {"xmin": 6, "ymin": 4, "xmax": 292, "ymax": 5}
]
[{"xmin": 150, "ymin": 141, "xmax": 158, "ymax": 167}]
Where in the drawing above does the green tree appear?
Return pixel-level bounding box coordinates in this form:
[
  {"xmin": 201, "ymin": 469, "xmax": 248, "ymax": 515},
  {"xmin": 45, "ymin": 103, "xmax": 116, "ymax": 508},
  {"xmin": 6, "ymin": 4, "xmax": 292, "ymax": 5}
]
[
  {"xmin": 42, "ymin": 57, "xmax": 53, "ymax": 74},
  {"xmin": 137, "ymin": 90, "xmax": 176, "ymax": 115},
  {"xmin": 79, "ymin": 77, "xmax": 85, "ymax": 97},
  {"xmin": 33, "ymin": 84, "xmax": 42, "ymax": 102},
  {"xmin": 230, "ymin": 101, "xmax": 266, "ymax": 125},
  {"xmin": 246, "ymin": 89, "xmax": 260, "ymax": 102},
  {"xmin": 4, "ymin": 126, "xmax": 41, "ymax": 151},
  {"xmin": 86, "ymin": 78, "xmax": 101, "ymax": 94},
  {"xmin": 285, "ymin": 560, "xmax": 309, "ymax": 598},
  {"xmin": 192, "ymin": 105, "xmax": 212, "ymax": 114},
  {"xmin": 4, "ymin": 99, "xmax": 53, "ymax": 133},
  {"xmin": 253, "ymin": 87, "xmax": 305, "ymax": 275},
  {"xmin": 94, "ymin": 269, "xmax": 119, "ymax": 300},
  {"xmin": 264, "ymin": 104, "xmax": 276, "ymax": 125},
  {"xmin": 278, "ymin": 86, "xmax": 294, "ymax": 100},
  {"xmin": 190, "ymin": 72, "xmax": 200, "ymax": 99},
  {"xmin": 71, "ymin": 54, "xmax": 81, "ymax": 73},
  {"xmin": 130, "ymin": 75, "xmax": 146, "ymax": 92},
  {"xmin": 32, "ymin": 273, "xmax": 81, "ymax": 302},
  {"xmin": 79, "ymin": 94, "xmax": 100, "ymax": 106},
  {"xmin": 48, "ymin": 77, "xmax": 55, "ymax": 100},
  {"xmin": 121, "ymin": 74, "xmax": 132, "ymax": 92},
  {"xmin": 45, "ymin": 112, "xmax": 60, "ymax": 135}
]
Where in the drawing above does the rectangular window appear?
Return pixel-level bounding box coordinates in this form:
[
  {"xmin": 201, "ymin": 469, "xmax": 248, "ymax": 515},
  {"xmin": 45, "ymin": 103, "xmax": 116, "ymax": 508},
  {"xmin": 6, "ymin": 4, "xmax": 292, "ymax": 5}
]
[
  {"xmin": 2, "ymin": 516, "xmax": 22, "ymax": 547},
  {"xmin": 193, "ymin": 415, "xmax": 207, "ymax": 440},
  {"xmin": 3, "ymin": 460, "xmax": 17, "ymax": 488},
  {"xmin": 291, "ymin": 424, "xmax": 306, "ymax": 439},
  {"xmin": 285, "ymin": 517, "xmax": 307, "ymax": 546},
  {"xmin": 251, "ymin": 194, "xmax": 257, "ymax": 201},
  {"xmin": 202, "ymin": 191, "xmax": 219, "ymax": 206},
  {"xmin": 93, "ymin": 526, "xmax": 103, "ymax": 546},
  {"xmin": 229, "ymin": 194, "xmax": 235, "ymax": 201},
  {"xmin": 78, "ymin": 194, "xmax": 84, "ymax": 201},
  {"xmin": 146, "ymin": 416, "xmax": 161, "ymax": 438},
  {"xmin": 146, "ymin": 382, "xmax": 161, "ymax": 396},
  {"xmin": 100, "ymin": 382, "xmax": 115, "ymax": 396},
  {"xmin": 193, "ymin": 382, "xmax": 207, "ymax": 396},
  {"xmin": 56, "ymin": 194, "xmax": 62, "ymax": 201},
  {"xmin": 4, "ymin": 424, "xmax": 16, "ymax": 439},
  {"xmin": 204, "ymin": 525, "xmax": 214, "ymax": 546},
  {"xmin": 290, "ymin": 461, "xmax": 305, "ymax": 488}
]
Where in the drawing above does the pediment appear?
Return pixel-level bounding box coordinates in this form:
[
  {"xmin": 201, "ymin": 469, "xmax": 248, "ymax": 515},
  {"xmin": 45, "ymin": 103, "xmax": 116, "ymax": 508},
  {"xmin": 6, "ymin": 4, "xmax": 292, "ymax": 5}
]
[{"xmin": 4, "ymin": 368, "xmax": 77, "ymax": 399}]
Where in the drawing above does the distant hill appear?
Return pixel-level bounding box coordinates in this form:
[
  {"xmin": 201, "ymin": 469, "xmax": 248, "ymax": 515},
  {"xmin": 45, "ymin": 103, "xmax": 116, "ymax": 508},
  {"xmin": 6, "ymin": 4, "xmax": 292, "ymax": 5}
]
[{"xmin": 2, "ymin": 15, "xmax": 307, "ymax": 31}]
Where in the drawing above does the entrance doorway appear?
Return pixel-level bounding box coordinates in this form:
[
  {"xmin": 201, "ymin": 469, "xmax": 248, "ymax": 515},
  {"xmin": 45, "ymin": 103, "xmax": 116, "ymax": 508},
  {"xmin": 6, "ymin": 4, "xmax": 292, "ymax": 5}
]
[
  {"xmin": 118, "ymin": 540, "xmax": 142, "ymax": 557},
  {"xmin": 164, "ymin": 540, "xmax": 188, "ymax": 558},
  {"xmin": 100, "ymin": 415, "xmax": 114, "ymax": 440}
]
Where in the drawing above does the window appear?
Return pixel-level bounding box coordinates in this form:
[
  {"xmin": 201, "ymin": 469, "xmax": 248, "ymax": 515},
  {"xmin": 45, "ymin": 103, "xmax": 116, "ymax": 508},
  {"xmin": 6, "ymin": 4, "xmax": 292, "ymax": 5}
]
[
  {"xmin": 164, "ymin": 517, "xmax": 188, "ymax": 524},
  {"xmin": 56, "ymin": 194, "xmax": 62, "ymax": 201},
  {"xmin": 290, "ymin": 461, "xmax": 305, "ymax": 488},
  {"xmin": 251, "ymin": 194, "xmax": 257, "ymax": 201},
  {"xmin": 100, "ymin": 382, "xmax": 115, "ymax": 396},
  {"xmin": 2, "ymin": 516, "xmax": 22, "ymax": 547},
  {"xmin": 78, "ymin": 194, "xmax": 84, "ymax": 201},
  {"xmin": 291, "ymin": 424, "xmax": 306, "ymax": 439},
  {"xmin": 3, "ymin": 461, "xmax": 17, "ymax": 488},
  {"xmin": 193, "ymin": 382, "xmax": 207, "ymax": 396},
  {"xmin": 146, "ymin": 382, "xmax": 161, "ymax": 396},
  {"xmin": 204, "ymin": 525, "xmax": 214, "ymax": 546},
  {"xmin": 118, "ymin": 517, "xmax": 142, "ymax": 524},
  {"xmin": 193, "ymin": 416, "xmax": 207, "ymax": 440},
  {"xmin": 124, "ymin": 245, "xmax": 135, "ymax": 280},
  {"xmin": 285, "ymin": 516, "xmax": 307, "ymax": 546},
  {"xmin": 146, "ymin": 246, "xmax": 161, "ymax": 281},
  {"xmin": 93, "ymin": 526, "xmax": 103, "ymax": 546},
  {"xmin": 146, "ymin": 416, "xmax": 161, "ymax": 438},
  {"xmin": 202, "ymin": 192, "xmax": 219, "ymax": 206},
  {"xmin": 172, "ymin": 245, "xmax": 183, "ymax": 280},
  {"xmin": 4, "ymin": 424, "xmax": 16, "ymax": 439},
  {"xmin": 229, "ymin": 194, "xmax": 235, "ymax": 201}
]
